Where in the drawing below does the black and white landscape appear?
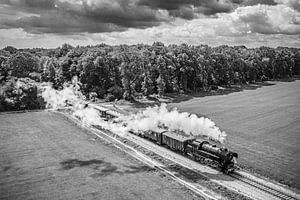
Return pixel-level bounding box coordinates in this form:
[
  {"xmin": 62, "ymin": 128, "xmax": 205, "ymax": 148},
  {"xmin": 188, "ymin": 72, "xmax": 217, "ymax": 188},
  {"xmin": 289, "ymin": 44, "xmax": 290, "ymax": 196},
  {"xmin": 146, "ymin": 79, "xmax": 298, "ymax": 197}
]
[{"xmin": 0, "ymin": 1, "xmax": 300, "ymax": 200}]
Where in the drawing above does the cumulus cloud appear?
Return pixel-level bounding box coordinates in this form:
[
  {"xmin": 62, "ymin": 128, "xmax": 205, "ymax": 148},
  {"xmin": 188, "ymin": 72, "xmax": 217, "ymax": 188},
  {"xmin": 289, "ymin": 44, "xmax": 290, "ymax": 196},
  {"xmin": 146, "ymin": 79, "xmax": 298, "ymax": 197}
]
[
  {"xmin": 232, "ymin": 4, "xmax": 300, "ymax": 34},
  {"xmin": 1, "ymin": 0, "xmax": 56, "ymax": 12},
  {"xmin": 0, "ymin": 0, "xmax": 299, "ymax": 48},
  {"xmin": 240, "ymin": 0, "xmax": 277, "ymax": 6},
  {"xmin": 138, "ymin": 0, "xmax": 237, "ymax": 16},
  {"xmin": 275, "ymin": 0, "xmax": 300, "ymax": 11},
  {"xmin": 0, "ymin": 0, "xmax": 243, "ymax": 34},
  {"xmin": 89, "ymin": 3, "xmax": 300, "ymax": 47},
  {"xmin": 1, "ymin": 11, "xmax": 126, "ymax": 34},
  {"xmin": 0, "ymin": 0, "xmax": 168, "ymax": 34}
]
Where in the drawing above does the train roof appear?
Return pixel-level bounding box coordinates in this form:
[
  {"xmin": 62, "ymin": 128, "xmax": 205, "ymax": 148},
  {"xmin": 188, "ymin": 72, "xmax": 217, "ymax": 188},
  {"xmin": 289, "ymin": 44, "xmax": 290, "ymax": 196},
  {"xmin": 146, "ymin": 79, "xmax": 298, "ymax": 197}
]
[
  {"xmin": 163, "ymin": 131, "xmax": 193, "ymax": 142},
  {"xmin": 106, "ymin": 110, "xmax": 119, "ymax": 117},
  {"xmin": 92, "ymin": 105, "xmax": 119, "ymax": 116}
]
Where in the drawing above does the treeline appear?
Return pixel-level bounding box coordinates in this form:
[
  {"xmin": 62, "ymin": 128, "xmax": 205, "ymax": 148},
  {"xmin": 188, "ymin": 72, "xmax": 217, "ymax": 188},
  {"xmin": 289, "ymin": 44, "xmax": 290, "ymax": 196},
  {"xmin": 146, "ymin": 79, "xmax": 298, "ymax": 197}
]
[{"xmin": 0, "ymin": 43, "xmax": 299, "ymax": 110}]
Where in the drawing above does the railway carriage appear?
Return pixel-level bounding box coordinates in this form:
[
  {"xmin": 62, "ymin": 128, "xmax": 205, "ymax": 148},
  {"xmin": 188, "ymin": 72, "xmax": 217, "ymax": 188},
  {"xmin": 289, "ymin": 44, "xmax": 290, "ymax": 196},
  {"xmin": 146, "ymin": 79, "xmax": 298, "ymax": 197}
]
[
  {"xmin": 143, "ymin": 130, "xmax": 164, "ymax": 145},
  {"xmin": 162, "ymin": 132, "xmax": 193, "ymax": 153},
  {"xmin": 94, "ymin": 107, "xmax": 118, "ymax": 120},
  {"xmin": 97, "ymin": 108, "xmax": 110, "ymax": 119},
  {"xmin": 106, "ymin": 110, "xmax": 118, "ymax": 120}
]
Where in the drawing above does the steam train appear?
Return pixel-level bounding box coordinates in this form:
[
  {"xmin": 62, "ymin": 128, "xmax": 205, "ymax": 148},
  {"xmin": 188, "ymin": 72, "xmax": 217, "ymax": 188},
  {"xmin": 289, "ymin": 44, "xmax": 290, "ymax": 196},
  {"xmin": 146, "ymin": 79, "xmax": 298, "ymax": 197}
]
[{"xmin": 95, "ymin": 106, "xmax": 238, "ymax": 173}]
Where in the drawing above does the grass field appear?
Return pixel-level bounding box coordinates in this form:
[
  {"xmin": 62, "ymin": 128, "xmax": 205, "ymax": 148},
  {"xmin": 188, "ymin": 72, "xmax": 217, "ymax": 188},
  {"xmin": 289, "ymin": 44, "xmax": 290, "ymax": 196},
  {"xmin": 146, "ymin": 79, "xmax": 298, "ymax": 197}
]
[
  {"xmin": 170, "ymin": 80, "xmax": 300, "ymax": 190},
  {"xmin": 0, "ymin": 111, "xmax": 200, "ymax": 200}
]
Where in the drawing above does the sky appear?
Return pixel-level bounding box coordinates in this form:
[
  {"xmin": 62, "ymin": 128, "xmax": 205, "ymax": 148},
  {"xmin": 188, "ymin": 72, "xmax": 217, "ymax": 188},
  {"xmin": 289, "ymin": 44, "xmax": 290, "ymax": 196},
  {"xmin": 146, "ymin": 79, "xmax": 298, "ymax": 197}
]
[{"xmin": 0, "ymin": 0, "xmax": 299, "ymax": 48}]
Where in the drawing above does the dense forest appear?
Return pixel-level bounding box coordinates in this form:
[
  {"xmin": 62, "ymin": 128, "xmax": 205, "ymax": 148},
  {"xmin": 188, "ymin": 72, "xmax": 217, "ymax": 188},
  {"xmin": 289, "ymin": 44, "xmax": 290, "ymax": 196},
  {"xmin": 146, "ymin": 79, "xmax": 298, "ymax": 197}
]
[{"xmin": 0, "ymin": 43, "xmax": 299, "ymax": 111}]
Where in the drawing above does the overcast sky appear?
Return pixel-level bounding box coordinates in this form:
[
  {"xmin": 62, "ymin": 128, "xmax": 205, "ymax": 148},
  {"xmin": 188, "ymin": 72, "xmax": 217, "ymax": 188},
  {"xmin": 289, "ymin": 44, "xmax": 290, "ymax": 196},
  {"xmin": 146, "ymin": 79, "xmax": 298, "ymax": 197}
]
[{"xmin": 0, "ymin": 0, "xmax": 299, "ymax": 48}]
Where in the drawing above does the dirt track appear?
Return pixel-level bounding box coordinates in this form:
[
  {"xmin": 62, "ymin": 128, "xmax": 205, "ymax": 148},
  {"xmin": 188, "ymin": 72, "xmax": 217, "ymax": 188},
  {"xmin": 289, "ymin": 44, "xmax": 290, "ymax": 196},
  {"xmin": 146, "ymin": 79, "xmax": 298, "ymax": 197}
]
[
  {"xmin": 0, "ymin": 111, "xmax": 200, "ymax": 200},
  {"xmin": 171, "ymin": 80, "xmax": 300, "ymax": 190}
]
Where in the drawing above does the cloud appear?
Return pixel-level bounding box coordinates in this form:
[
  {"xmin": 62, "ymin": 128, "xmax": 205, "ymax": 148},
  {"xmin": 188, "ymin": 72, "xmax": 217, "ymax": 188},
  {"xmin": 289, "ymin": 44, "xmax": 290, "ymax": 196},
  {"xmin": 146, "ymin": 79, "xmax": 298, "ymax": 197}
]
[
  {"xmin": 1, "ymin": 0, "xmax": 299, "ymax": 35},
  {"xmin": 91, "ymin": 3, "xmax": 300, "ymax": 47},
  {"xmin": 0, "ymin": 0, "xmax": 169, "ymax": 34},
  {"xmin": 240, "ymin": 0, "xmax": 277, "ymax": 6},
  {"xmin": 0, "ymin": 0, "xmax": 299, "ymax": 48},
  {"xmin": 1, "ymin": 11, "xmax": 126, "ymax": 34},
  {"xmin": 0, "ymin": 0, "xmax": 245, "ymax": 35},
  {"xmin": 1, "ymin": 0, "xmax": 56, "ymax": 12},
  {"xmin": 138, "ymin": 0, "xmax": 236, "ymax": 16},
  {"xmin": 232, "ymin": 4, "xmax": 300, "ymax": 35},
  {"xmin": 275, "ymin": 0, "xmax": 300, "ymax": 12}
]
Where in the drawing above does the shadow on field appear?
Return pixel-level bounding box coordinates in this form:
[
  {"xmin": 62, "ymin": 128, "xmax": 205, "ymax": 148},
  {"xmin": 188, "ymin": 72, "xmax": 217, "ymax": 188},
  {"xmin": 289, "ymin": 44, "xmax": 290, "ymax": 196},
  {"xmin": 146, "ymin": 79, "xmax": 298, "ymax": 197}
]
[
  {"xmin": 123, "ymin": 165, "xmax": 155, "ymax": 174},
  {"xmin": 60, "ymin": 159, "xmax": 105, "ymax": 170},
  {"xmin": 115, "ymin": 81, "xmax": 280, "ymax": 109},
  {"xmin": 2, "ymin": 165, "xmax": 11, "ymax": 172},
  {"xmin": 129, "ymin": 99, "xmax": 161, "ymax": 109},
  {"xmin": 60, "ymin": 159, "xmax": 156, "ymax": 178},
  {"xmin": 169, "ymin": 82, "xmax": 276, "ymax": 104}
]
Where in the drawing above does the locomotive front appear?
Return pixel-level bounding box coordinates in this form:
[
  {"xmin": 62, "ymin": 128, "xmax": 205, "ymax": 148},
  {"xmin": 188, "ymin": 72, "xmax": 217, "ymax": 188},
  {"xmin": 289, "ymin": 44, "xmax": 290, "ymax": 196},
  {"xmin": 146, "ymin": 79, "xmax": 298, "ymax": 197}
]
[
  {"xmin": 195, "ymin": 139, "xmax": 238, "ymax": 173},
  {"xmin": 219, "ymin": 149, "xmax": 238, "ymax": 173}
]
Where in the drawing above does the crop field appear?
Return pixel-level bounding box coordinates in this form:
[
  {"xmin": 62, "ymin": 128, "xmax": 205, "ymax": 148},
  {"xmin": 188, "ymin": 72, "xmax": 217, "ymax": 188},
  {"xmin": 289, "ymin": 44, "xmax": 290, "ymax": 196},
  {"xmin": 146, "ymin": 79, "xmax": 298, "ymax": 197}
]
[
  {"xmin": 0, "ymin": 111, "xmax": 200, "ymax": 200},
  {"xmin": 170, "ymin": 80, "xmax": 300, "ymax": 190}
]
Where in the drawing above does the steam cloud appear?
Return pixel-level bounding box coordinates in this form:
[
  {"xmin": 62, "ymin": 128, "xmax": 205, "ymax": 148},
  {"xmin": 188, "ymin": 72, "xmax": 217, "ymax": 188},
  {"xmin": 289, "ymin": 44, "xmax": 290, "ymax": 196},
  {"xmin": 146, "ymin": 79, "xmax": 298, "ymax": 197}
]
[
  {"xmin": 125, "ymin": 104, "xmax": 227, "ymax": 143},
  {"xmin": 41, "ymin": 77, "xmax": 85, "ymax": 110},
  {"xmin": 41, "ymin": 77, "xmax": 127, "ymax": 135},
  {"xmin": 41, "ymin": 78, "xmax": 227, "ymax": 143}
]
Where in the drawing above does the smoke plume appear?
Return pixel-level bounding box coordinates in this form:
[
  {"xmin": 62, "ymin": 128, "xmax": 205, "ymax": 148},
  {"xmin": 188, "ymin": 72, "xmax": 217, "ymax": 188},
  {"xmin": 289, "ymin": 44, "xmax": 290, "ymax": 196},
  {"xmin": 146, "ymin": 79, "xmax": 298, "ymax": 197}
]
[
  {"xmin": 125, "ymin": 104, "xmax": 227, "ymax": 143},
  {"xmin": 41, "ymin": 77, "xmax": 127, "ymax": 135},
  {"xmin": 41, "ymin": 78, "xmax": 226, "ymax": 143}
]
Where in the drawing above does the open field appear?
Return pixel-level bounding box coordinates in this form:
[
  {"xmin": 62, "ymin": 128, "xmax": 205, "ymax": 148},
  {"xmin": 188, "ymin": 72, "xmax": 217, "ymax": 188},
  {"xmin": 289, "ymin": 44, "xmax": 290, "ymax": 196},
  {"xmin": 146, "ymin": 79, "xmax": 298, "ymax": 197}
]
[
  {"xmin": 170, "ymin": 80, "xmax": 300, "ymax": 190},
  {"xmin": 0, "ymin": 111, "xmax": 200, "ymax": 200}
]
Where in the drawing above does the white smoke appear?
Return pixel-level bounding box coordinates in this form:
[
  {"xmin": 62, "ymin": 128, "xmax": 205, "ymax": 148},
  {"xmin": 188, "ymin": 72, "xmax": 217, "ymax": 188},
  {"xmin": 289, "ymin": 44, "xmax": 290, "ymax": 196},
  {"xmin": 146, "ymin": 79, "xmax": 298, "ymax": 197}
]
[
  {"xmin": 41, "ymin": 77, "xmax": 127, "ymax": 135},
  {"xmin": 41, "ymin": 78, "xmax": 226, "ymax": 143},
  {"xmin": 41, "ymin": 77, "xmax": 84, "ymax": 110},
  {"xmin": 125, "ymin": 104, "xmax": 227, "ymax": 143}
]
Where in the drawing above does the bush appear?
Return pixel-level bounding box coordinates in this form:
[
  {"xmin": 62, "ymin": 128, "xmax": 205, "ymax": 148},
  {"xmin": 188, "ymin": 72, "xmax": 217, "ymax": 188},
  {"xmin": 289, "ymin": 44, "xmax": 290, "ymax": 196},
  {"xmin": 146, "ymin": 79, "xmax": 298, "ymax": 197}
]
[
  {"xmin": 104, "ymin": 93, "xmax": 115, "ymax": 102},
  {"xmin": 108, "ymin": 85, "xmax": 123, "ymax": 100},
  {"xmin": 89, "ymin": 92, "xmax": 98, "ymax": 102},
  {"xmin": 0, "ymin": 77, "xmax": 44, "ymax": 111},
  {"xmin": 29, "ymin": 72, "xmax": 41, "ymax": 82}
]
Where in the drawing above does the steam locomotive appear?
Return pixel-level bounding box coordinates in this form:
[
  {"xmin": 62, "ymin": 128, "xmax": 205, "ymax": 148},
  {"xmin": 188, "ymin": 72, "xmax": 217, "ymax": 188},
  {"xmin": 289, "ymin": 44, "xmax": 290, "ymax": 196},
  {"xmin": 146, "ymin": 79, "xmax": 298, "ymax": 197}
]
[{"xmin": 95, "ymin": 106, "xmax": 238, "ymax": 173}]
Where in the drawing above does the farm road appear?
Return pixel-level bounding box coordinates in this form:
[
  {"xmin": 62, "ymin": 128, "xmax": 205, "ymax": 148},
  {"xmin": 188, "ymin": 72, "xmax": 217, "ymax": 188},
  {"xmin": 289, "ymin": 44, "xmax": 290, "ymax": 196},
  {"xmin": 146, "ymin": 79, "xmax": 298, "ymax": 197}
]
[{"xmin": 0, "ymin": 111, "xmax": 199, "ymax": 200}]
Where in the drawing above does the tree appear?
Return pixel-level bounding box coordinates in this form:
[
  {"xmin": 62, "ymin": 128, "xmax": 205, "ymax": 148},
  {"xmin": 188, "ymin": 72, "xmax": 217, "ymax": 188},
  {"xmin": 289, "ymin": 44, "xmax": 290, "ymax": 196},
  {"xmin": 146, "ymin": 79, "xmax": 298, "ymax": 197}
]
[
  {"xmin": 6, "ymin": 52, "xmax": 39, "ymax": 78},
  {"xmin": 0, "ymin": 55, "xmax": 9, "ymax": 82},
  {"xmin": 40, "ymin": 57, "xmax": 56, "ymax": 82},
  {"xmin": 141, "ymin": 72, "xmax": 154, "ymax": 96},
  {"xmin": 3, "ymin": 46, "xmax": 17, "ymax": 54},
  {"xmin": 58, "ymin": 43, "xmax": 74, "ymax": 57},
  {"xmin": 121, "ymin": 62, "xmax": 134, "ymax": 100},
  {"xmin": 0, "ymin": 77, "xmax": 42, "ymax": 111},
  {"xmin": 156, "ymin": 74, "xmax": 165, "ymax": 96}
]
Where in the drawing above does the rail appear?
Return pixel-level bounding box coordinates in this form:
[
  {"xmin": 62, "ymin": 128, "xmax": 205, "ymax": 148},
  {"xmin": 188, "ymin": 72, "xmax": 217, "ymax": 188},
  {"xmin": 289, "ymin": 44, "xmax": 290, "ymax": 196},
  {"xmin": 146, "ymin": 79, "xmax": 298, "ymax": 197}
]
[{"xmin": 230, "ymin": 172, "xmax": 298, "ymax": 200}]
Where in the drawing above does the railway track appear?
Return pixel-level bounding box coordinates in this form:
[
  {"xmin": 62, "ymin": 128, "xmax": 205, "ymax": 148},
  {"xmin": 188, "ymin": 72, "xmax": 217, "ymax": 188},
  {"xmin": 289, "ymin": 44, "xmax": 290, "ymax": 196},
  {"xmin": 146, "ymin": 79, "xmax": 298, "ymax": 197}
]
[
  {"xmin": 126, "ymin": 130, "xmax": 300, "ymax": 200},
  {"xmin": 230, "ymin": 172, "xmax": 298, "ymax": 200},
  {"xmin": 58, "ymin": 111, "xmax": 220, "ymax": 200},
  {"xmin": 60, "ymin": 106, "xmax": 300, "ymax": 200}
]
